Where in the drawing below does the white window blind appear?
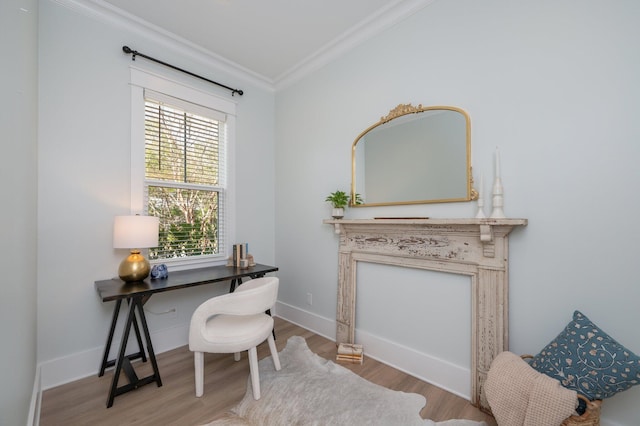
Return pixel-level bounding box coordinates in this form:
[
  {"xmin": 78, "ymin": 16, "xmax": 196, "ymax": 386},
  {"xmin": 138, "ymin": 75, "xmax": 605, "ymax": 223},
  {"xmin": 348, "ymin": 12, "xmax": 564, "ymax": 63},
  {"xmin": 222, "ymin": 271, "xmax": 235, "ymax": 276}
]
[{"xmin": 143, "ymin": 93, "xmax": 227, "ymax": 262}]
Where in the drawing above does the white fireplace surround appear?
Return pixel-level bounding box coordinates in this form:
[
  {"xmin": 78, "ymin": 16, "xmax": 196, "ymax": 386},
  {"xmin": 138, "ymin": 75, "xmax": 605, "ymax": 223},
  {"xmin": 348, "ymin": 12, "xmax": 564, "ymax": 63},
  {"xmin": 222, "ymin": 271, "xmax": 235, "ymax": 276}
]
[{"xmin": 324, "ymin": 218, "xmax": 527, "ymax": 411}]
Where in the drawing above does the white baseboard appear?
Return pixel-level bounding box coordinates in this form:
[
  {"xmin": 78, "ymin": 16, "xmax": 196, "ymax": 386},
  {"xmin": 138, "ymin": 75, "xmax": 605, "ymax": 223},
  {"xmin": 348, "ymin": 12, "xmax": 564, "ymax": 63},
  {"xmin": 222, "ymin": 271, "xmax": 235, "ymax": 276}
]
[
  {"xmin": 275, "ymin": 301, "xmax": 471, "ymax": 400},
  {"xmin": 27, "ymin": 364, "xmax": 41, "ymax": 426},
  {"xmin": 39, "ymin": 323, "xmax": 190, "ymax": 391},
  {"xmin": 38, "ymin": 303, "xmax": 278, "ymax": 391},
  {"xmin": 274, "ymin": 301, "xmax": 336, "ymax": 341},
  {"xmin": 38, "ymin": 302, "xmax": 469, "ymax": 403},
  {"xmin": 274, "ymin": 302, "xmax": 630, "ymax": 425},
  {"xmin": 356, "ymin": 329, "xmax": 470, "ymax": 399},
  {"xmin": 33, "ymin": 301, "xmax": 627, "ymax": 425}
]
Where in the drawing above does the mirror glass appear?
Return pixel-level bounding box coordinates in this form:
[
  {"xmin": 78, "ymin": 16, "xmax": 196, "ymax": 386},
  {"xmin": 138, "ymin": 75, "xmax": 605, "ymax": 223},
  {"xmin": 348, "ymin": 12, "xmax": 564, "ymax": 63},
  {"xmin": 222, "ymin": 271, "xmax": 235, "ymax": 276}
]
[{"xmin": 351, "ymin": 104, "xmax": 474, "ymax": 206}]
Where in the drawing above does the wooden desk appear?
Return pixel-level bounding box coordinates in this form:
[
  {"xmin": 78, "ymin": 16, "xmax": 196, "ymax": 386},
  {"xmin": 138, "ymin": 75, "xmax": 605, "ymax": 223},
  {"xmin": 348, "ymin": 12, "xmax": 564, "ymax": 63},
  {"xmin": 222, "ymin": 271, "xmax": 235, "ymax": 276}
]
[{"xmin": 95, "ymin": 263, "xmax": 278, "ymax": 407}]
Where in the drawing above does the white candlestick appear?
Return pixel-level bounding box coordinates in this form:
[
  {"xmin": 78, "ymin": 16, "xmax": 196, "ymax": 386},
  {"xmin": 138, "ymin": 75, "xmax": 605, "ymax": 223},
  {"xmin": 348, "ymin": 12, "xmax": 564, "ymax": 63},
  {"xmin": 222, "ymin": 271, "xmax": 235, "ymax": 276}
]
[
  {"xmin": 475, "ymin": 173, "xmax": 486, "ymax": 218},
  {"xmin": 490, "ymin": 155, "xmax": 506, "ymax": 218}
]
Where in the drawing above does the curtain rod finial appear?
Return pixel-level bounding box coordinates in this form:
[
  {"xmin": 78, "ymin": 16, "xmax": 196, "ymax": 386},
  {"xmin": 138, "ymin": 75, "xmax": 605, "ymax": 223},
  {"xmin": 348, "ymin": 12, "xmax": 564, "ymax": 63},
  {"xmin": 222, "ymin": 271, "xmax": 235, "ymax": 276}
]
[{"xmin": 122, "ymin": 45, "xmax": 137, "ymax": 61}]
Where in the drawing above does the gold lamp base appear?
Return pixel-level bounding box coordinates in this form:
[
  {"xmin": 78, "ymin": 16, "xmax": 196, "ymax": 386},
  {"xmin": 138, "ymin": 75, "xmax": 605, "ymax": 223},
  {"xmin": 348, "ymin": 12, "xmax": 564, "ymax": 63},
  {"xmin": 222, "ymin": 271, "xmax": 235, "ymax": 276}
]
[{"xmin": 118, "ymin": 250, "xmax": 151, "ymax": 282}]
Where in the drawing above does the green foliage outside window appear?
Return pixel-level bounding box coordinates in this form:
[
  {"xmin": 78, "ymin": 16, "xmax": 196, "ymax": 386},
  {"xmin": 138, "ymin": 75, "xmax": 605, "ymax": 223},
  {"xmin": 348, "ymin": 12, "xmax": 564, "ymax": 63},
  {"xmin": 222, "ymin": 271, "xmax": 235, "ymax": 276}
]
[{"xmin": 147, "ymin": 186, "xmax": 219, "ymax": 259}]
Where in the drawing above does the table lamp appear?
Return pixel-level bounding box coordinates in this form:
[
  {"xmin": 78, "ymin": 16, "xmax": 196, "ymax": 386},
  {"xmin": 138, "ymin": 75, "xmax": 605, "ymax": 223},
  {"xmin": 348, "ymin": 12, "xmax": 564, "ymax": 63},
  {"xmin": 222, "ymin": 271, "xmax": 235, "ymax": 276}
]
[{"xmin": 113, "ymin": 215, "xmax": 159, "ymax": 282}]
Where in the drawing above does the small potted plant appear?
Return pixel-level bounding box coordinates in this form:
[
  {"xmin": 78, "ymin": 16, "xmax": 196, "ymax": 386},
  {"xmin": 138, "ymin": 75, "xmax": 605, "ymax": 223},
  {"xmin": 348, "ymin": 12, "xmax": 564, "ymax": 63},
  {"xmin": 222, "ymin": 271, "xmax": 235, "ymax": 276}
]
[
  {"xmin": 326, "ymin": 191, "xmax": 363, "ymax": 218},
  {"xmin": 325, "ymin": 190, "xmax": 349, "ymax": 218}
]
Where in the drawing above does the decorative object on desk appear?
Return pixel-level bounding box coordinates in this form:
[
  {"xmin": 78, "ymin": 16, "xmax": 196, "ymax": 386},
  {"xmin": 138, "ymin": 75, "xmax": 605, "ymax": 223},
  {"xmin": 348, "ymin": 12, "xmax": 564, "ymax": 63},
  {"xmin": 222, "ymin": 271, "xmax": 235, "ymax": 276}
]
[
  {"xmin": 113, "ymin": 215, "xmax": 159, "ymax": 282},
  {"xmin": 475, "ymin": 173, "xmax": 486, "ymax": 218},
  {"xmin": 227, "ymin": 253, "xmax": 256, "ymax": 267},
  {"xmin": 204, "ymin": 336, "xmax": 485, "ymax": 426},
  {"xmin": 150, "ymin": 263, "xmax": 168, "ymax": 279},
  {"xmin": 490, "ymin": 147, "xmax": 506, "ymax": 218},
  {"xmin": 336, "ymin": 342, "xmax": 364, "ymax": 364},
  {"xmin": 232, "ymin": 243, "xmax": 249, "ymax": 267}
]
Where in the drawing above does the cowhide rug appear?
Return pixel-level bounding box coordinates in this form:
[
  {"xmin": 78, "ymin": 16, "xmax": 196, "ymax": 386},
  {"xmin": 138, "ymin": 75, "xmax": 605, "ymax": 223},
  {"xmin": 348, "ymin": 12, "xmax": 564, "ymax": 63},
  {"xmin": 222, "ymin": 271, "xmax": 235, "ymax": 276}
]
[{"xmin": 203, "ymin": 336, "xmax": 486, "ymax": 426}]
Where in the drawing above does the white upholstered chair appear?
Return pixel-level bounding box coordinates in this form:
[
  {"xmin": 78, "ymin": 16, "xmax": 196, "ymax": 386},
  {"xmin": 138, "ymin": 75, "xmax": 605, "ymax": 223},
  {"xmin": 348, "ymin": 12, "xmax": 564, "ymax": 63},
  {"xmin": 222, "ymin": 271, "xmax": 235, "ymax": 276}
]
[{"xmin": 188, "ymin": 276, "xmax": 281, "ymax": 399}]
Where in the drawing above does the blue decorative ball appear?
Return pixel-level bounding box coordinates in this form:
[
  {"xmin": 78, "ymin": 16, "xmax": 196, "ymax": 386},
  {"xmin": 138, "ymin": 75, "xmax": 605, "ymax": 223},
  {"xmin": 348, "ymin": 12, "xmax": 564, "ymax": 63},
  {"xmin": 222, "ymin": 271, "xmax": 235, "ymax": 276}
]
[{"xmin": 150, "ymin": 264, "xmax": 168, "ymax": 279}]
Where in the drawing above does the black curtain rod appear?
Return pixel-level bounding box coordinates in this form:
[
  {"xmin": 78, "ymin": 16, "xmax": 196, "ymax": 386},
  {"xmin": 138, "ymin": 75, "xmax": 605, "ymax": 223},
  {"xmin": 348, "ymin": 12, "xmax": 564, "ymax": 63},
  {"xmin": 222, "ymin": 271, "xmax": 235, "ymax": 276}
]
[{"xmin": 122, "ymin": 45, "xmax": 244, "ymax": 96}]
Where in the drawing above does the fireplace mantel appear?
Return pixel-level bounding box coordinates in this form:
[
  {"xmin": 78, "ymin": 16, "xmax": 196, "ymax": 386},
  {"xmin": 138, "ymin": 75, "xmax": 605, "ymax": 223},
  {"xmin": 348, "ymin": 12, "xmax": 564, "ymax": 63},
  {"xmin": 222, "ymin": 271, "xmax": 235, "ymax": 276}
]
[{"xmin": 324, "ymin": 217, "xmax": 527, "ymax": 410}]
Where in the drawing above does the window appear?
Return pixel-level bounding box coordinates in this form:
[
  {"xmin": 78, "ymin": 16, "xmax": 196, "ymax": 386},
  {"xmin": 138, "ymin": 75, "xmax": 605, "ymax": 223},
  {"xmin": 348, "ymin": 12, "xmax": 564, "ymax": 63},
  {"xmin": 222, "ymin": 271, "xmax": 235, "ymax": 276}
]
[
  {"xmin": 144, "ymin": 95, "xmax": 224, "ymax": 260},
  {"xmin": 130, "ymin": 68, "xmax": 236, "ymax": 268}
]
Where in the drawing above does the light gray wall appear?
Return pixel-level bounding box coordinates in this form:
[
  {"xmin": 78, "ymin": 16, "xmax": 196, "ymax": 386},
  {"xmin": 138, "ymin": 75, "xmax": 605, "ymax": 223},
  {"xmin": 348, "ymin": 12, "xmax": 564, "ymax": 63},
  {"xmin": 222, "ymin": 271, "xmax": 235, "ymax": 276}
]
[
  {"xmin": 36, "ymin": 0, "xmax": 275, "ymax": 382},
  {"xmin": 275, "ymin": 1, "xmax": 640, "ymax": 424},
  {"xmin": 0, "ymin": 0, "xmax": 39, "ymax": 424}
]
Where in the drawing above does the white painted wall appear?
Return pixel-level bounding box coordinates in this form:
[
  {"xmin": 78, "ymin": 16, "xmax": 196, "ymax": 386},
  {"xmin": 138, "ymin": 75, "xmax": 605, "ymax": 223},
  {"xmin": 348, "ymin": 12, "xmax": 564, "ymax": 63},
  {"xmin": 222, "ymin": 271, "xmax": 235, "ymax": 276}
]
[
  {"xmin": 275, "ymin": 1, "xmax": 640, "ymax": 424},
  {"xmin": 0, "ymin": 1, "xmax": 39, "ymax": 425},
  {"xmin": 36, "ymin": 0, "xmax": 275, "ymax": 388}
]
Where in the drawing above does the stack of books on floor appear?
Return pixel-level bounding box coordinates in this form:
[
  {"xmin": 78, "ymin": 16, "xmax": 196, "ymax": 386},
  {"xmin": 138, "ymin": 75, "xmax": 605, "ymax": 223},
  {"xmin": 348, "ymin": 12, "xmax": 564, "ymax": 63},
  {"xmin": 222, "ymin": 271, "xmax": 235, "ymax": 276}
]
[{"xmin": 336, "ymin": 342, "xmax": 364, "ymax": 364}]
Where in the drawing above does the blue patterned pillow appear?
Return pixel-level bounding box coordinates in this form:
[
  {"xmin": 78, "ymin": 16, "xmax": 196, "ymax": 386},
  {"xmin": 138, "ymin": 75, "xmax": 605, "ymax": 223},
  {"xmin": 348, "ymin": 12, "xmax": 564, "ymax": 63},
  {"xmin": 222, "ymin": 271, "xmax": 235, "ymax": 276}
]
[{"xmin": 529, "ymin": 310, "xmax": 640, "ymax": 400}]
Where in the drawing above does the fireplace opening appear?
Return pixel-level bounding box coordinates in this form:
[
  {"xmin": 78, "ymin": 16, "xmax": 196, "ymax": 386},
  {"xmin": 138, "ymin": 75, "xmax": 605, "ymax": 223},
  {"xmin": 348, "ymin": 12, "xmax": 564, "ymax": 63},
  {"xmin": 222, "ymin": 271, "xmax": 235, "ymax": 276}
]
[{"xmin": 355, "ymin": 262, "xmax": 472, "ymax": 398}]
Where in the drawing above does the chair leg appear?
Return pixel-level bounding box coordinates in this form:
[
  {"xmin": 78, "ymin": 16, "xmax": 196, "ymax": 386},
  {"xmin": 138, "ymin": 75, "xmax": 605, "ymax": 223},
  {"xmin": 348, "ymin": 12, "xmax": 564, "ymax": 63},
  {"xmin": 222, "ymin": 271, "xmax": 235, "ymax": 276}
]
[
  {"xmin": 267, "ymin": 333, "xmax": 281, "ymax": 371},
  {"xmin": 234, "ymin": 352, "xmax": 241, "ymax": 361},
  {"xmin": 247, "ymin": 346, "xmax": 261, "ymax": 400},
  {"xmin": 194, "ymin": 351, "xmax": 204, "ymax": 397}
]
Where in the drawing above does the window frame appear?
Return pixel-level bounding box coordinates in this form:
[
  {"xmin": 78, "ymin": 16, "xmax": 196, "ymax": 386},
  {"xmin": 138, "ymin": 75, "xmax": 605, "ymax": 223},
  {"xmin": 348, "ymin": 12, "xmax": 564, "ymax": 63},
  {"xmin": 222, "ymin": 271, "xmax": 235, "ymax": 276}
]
[{"xmin": 130, "ymin": 66, "xmax": 236, "ymax": 270}]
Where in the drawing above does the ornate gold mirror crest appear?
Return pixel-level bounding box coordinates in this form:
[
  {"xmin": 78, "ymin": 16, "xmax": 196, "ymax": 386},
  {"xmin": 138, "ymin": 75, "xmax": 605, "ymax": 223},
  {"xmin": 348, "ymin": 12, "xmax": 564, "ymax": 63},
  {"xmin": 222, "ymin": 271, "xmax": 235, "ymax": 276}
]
[{"xmin": 351, "ymin": 103, "xmax": 477, "ymax": 207}]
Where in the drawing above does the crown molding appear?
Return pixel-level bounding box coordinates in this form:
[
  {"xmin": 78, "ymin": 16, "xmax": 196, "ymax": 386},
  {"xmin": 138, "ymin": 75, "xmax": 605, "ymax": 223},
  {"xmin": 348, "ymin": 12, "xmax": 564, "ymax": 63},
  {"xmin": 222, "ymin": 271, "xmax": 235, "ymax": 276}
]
[
  {"xmin": 274, "ymin": 0, "xmax": 437, "ymax": 90},
  {"xmin": 49, "ymin": 0, "xmax": 436, "ymax": 93},
  {"xmin": 50, "ymin": 0, "xmax": 275, "ymax": 92}
]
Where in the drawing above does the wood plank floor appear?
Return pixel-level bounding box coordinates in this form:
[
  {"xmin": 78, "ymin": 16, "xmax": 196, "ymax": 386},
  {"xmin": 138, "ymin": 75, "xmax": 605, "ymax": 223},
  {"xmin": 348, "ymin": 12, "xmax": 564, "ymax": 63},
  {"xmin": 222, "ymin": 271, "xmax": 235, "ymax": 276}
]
[{"xmin": 40, "ymin": 317, "xmax": 497, "ymax": 425}]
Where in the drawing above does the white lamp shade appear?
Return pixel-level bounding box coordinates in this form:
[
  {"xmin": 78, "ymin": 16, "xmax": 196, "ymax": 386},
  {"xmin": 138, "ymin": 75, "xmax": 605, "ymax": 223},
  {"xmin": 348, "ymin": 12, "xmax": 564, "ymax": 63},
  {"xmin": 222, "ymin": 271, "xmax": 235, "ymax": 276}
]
[{"xmin": 113, "ymin": 215, "xmax": 159, "ymax": 249}]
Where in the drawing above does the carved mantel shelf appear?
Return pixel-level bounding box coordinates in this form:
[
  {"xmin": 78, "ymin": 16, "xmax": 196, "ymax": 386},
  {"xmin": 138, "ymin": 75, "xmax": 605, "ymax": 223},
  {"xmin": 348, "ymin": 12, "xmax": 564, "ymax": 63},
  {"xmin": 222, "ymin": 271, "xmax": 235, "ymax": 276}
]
[
  {"xmin": 323, "ymin": 217, "xmax": 527, "ymax": 411},
  {"xmin": 325, "ymin": 218, "xmax": 527, "ymax": 254}
]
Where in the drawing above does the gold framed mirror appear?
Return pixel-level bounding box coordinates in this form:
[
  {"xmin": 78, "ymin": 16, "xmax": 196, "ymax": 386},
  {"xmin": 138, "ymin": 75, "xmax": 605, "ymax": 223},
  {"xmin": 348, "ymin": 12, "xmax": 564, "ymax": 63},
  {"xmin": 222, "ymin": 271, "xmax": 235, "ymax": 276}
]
[{"xmin": 351, "ymin": 104, "xmax": 476, "ymax": 207}]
